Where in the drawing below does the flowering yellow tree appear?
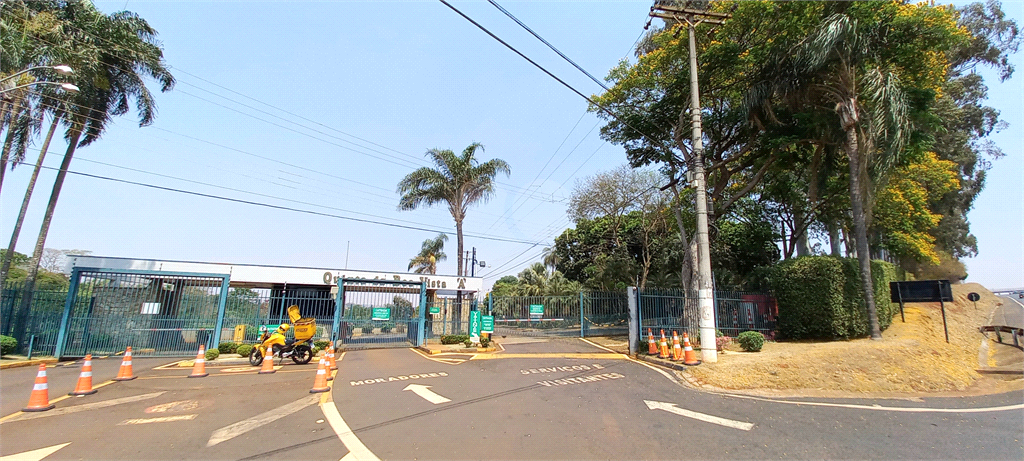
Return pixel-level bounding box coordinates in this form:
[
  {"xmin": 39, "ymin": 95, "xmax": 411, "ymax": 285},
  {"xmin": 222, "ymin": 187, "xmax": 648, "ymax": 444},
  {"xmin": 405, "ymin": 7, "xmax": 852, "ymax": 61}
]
[{"xmin": 874, "ymin": 152, "xmax": 960, "ymax": 264}]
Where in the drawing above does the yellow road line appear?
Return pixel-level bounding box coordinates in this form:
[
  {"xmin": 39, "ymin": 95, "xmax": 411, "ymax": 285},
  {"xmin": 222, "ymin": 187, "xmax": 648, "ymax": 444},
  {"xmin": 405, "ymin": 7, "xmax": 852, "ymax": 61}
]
[{"xmin": 470, "ymin": 353, "xmax": 628, "ymax": 360}]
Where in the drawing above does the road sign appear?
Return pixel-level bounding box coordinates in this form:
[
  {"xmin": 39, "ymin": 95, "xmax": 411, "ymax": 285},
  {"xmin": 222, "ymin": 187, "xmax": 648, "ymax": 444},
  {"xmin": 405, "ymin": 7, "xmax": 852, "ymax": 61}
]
[
  {"xmin": 482, "ymin": 315, "xmax": 494, "ymax": 333},
  {"xmin": 429, "ymin": 306, "xmax": 440, "ymax": 314},
  {"xmin": 967, "ymin": 292, "xmax": 980, "ymax": 302},
  {"xmin": 529, "ymin": 304, "xmax": 544, "ymax": 316},
  {"xmin": 371, "ymin": 308, "xmax": 391, "ymax": 321},
  {"xmin": 469, "ymin": 310, "xmax": 482, "ymax": 342}
]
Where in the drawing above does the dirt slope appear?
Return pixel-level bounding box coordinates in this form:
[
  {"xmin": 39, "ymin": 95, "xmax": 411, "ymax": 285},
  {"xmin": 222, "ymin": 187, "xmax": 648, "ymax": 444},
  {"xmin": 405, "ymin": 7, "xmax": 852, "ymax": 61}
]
[{"xmin": 683, "ymin": 283, "xmax": 1023, "ymax": 396}]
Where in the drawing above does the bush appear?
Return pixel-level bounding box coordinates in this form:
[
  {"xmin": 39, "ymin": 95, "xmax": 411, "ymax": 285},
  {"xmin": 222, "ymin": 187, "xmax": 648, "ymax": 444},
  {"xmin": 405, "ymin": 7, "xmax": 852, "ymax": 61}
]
[
  {"xmin": 1, "ymin": 335, "xmax": 17, "ymax": 356},
  {"xmin": 770, "ymin": 256, "xmax": 898, "ymax": 340},
  {"xmin": 380, "ymin": 323, "xmax": 393, "ymax": 334},
  {"xmin": 218, "ymin": 342, "xmax": 238, "ymax": 354},
  {"xmin": 736, "ymin": 331, "xmax": 764, "ymax": 352},
  {"xmin": 441, "ymin": 334, "xmax": 470, "ymax": 345},
  {"xmin": 205, "ymin": 348, "xmax": 220, "ymax": 361},
  {"xmin": 359, "ymin": 326, "xmax": 373, "ymax": 334},
  {"xmin": 464, "ymin": 340, "xmax": 473, "ymax": 347},
  {"xmin": 716, "ymin": 336, "xmax": 731, "ymax": 351},
  {"xmin": 236, "ymin": 344, "xmax": 253, "ymax": 357},
  {"xmin": 314, "ymin": 340, "xmax": 330, "ymax": 350},
  {"xmin": 480, "ymin": 337, "xmax": 491, "ymax": 348}
]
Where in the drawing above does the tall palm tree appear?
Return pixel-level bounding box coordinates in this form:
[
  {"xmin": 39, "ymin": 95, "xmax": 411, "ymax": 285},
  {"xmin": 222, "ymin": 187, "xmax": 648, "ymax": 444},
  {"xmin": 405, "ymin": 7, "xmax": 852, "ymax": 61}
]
[
  {"xmin": 408, "ymin": 233, "xmax": 448, "ymax": 274},
  {"xmin": 541, "ymin": 246, "xmax": 559, "ymax": 272},
  {"xmin": 746, "ymin": 10, "xmax": 917, "ymax": 340},
  {"xmin": 397, "ymin": 143, "xmax": 510, "ymax": 276},
  {"xmin": 11, "ymin": 3, "xmax": 175, "ymax": 343}
]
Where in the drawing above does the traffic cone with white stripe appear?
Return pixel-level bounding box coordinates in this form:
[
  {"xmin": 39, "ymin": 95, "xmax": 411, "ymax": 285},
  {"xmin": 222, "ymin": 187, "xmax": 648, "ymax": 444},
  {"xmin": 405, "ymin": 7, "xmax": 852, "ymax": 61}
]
[
  {"xmin": 113, "ymin": 346, "xmax": 136, "ymax": 381},
  {"xmin": 647, "ymin": 329, "xmax": 657, "ymax": 355},
  {"xmin": 672, "ymin": 331, "xmax": 683, "ymax": 361},
  {"xmin": 258, "ymin": 347, "xmax": 276, "ymax": 374},
  {"xmin": 309, "ymin": 356, "xmax": 331, "ymax": 393},
  {"xmin": 327, "ymin": 345, "xmax": 338, "ymax": 371},
  {"xmin": 69, "ymin": 354, "xmax": 97, "ymax": 395},
  {"xmin": 23, "ymin": 364, "xmax": 55, "ymax": 412},
  {"xmin": 682, "ymin": 332, "xmax": 701, "ymax": 366},
  {"xmin": 658, "ymin": 330, "xmax": 670, "ymax": 359},
  {"xmin": 325, "ymin": 348, "xmax": 334, "ymax": 381},
  {"xmin": 188, "ymin": 345, "xmax": 209, "ymax": 378}
]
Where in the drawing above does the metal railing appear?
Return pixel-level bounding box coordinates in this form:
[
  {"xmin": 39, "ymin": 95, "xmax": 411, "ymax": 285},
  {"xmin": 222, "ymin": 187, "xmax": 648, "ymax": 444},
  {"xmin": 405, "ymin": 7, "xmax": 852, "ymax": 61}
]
[
  {"xmin": 489, "ymin": 292, "xmax": 628, "ymax": 338},
  {"xmin": 1, "ymin": 282, "xmax": 68, "ymax": 355},
  {"xmin": 637, "ymin": 288, "xmax": 776, "ymax": 341}
]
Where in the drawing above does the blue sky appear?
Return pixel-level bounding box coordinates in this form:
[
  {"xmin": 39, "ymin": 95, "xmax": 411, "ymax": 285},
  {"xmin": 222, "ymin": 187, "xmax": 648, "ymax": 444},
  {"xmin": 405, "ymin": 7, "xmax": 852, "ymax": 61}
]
[{"xmin": 1, "ymin": 1, "xmax": 1021, "ymax": 291}]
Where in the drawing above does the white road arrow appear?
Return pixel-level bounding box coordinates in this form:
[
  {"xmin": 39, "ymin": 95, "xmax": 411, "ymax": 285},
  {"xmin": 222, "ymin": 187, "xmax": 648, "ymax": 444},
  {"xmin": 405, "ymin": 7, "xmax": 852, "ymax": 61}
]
[
  {"xmin": 644, "ymin": 400, "xmax": 754, "ymax": 431},
  {"xmin": 0, "ymin": 442, "xmax": 70, "ymax": 461},
  {"xmin": 403, "ymin": 384, "xmax": 451, "ymax": 404}
]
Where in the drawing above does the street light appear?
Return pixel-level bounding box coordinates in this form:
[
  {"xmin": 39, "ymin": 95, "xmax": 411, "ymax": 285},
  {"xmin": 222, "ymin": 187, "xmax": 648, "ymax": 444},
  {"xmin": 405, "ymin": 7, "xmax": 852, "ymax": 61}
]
[
  {"xmin": 0, "ymin": 64, "xmax": 75, "ymax": 84},
  {"xmin": 0, "ymin": 81, "xmax": 79, "ymax": 96}
]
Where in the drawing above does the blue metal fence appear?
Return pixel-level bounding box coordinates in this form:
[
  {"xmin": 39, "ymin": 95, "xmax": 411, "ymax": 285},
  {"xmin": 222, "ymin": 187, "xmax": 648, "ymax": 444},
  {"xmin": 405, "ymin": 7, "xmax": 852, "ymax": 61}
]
[
  {"xmin": 335, "ymin": 278, "xmax": 426, "ymax": 350},
  {"xmin": 2, "ymin": 282, "xmax": 69, "ymax": 356},
  {"xmin": 489, "ymin": 292, "xmax": 628, "ymax": 338},
  {"xmin": 637, "ymin": 288, "xmax": 776, "ymax": 341}
]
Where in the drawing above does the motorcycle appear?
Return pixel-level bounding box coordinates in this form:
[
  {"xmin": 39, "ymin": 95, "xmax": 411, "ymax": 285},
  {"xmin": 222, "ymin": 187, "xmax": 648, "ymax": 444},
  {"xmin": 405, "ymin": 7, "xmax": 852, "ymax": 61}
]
[
  {"xmin": 249, "ymin": 337, "xmax": 313, "ymax": 366},
  {"xmin": 248, "ymin": 305, "xmax": 318, "ymax": 366}
]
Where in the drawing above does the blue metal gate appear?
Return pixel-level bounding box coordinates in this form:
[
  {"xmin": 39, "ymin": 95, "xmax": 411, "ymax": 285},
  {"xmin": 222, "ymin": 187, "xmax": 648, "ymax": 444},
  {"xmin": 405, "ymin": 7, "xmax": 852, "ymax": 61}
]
[
  {"xmin": 55, "ymin": 268, "xmax": 229, "ymax": 358},
  {"xmin": 490, "ymin": 292, "xmax": 628, "ymax": 338},
  {"xmin": 334, "ymin": 278, "xmax": 425, "ymax": 350}
]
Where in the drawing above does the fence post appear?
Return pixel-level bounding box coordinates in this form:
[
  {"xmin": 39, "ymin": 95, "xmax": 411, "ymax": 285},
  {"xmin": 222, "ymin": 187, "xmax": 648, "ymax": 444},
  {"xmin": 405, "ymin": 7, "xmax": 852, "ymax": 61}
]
[
  {"xmin": 54, "ymin": 267, "xmax": 82, "ymax": 359},
  {"xmin": 579, "ymin": 292, "xmax": 585, "ymax": 338},
  {"xmin": 332, "ymin": 279, "xmax": 344, "ymax": 346},
  {"xmin": 416, "ymin": 281, "xmax": 426, "ymax": 347},
  {"xmin": 627, "ymin": 287, "xmax": 638, "ymax": 355},
  {"xmin": 210, "ymin": 275, "xmax": 230, "ymax": 350}
]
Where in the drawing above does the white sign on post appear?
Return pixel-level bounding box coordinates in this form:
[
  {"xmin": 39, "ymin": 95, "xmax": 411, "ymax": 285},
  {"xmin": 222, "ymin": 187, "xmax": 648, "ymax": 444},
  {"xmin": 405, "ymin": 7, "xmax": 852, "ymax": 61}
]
[{"xmin": 141, "ymin": 303, "xmax": 160, "ymax": 315}]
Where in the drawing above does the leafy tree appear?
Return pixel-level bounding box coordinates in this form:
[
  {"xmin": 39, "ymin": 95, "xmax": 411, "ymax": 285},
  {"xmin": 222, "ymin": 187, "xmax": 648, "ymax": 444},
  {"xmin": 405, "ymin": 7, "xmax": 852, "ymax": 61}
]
[{"xmin": 408, "ymin": 233, "xmax": 447, "ymax": 274}]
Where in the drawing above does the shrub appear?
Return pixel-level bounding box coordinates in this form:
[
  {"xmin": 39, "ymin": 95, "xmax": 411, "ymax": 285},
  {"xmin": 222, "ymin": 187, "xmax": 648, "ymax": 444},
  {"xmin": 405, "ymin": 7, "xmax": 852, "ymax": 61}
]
[
  {"xmin": 380, "ymin": 323, "xmax": 393, "ymax": 334},
  {"xmin": 716, "ymin": 336, "xmax": 731, "ymax": 351},
  {"xmin": 1, "ymin": 335, "xmax": 16, "ymax": 356},
  {"xmin": 359, "ymin": 326, "xmax": 373, "ymax": 334},
  {"xmin": 205, "ymin": 348, "xmax": 220, "ymax": 361},
  {"xmin": 480, "ymin": 337, "xmax": 491, "ymax": 348},
  {"xmin": 463, "ymin": 340, "xmax": 473, "ymax": 348},
  {"xmin": 314, "ymin": 340, "xmax": 330, "ymax": 350},
  {"xmin": 440, "ymin": 334, "xmax": 470, "ymax": 345},
  {"xmin": 736, "ymin": 331, "xmax": 764, "ymax": 352},
  {"xmin": 218, "ymin": 342, "xmax": 238, "ymax": 354},
  {"xmin": 236, "ymin": 344, "xmax": 253, "ymax": 357}
]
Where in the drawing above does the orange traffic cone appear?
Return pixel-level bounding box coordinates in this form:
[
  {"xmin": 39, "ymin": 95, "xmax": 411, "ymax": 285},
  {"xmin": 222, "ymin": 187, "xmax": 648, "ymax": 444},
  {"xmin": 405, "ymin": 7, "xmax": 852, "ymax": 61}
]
[
  {"xmin": 309, "ymin": 356, "xmax": 331, "ymax": 393},
  {"xmin": 188, "ymin": 345, "xmax": 209, "ymax": 378},
  {"xmin": 23, "ymin": 364, "xmax": 55, "ymax": 412},
  {"xmin": 672, "ymin": 331, "xmax": 683, "ymax": 361},
  {"xmin": 647, "ymin": 329, "xmax": 657, "ymax": 355},
  {"xmin": 113, "ymin": 346, "xmax": 136, "ymax": 381},
  {"xmin": 327, "ymin": 345, "xmax": 338, "ymax": 371},
  {"xmin": 325, "ymin": 349, "xmax": 334, "ymax": 381},
  {"xmin": 258, "ymin": 347, "xmax": 276, "ymax": 374},
  {"xmin": 682, "ymin": 332, "xmax": 701, "ymax": 366},
  {"xmin": 658, "ymin": 330, "xmax": 670, "ymax": 359},
  {"xmin": 69, "ymin": 354, "xmax": 97, "ymax": 396}
]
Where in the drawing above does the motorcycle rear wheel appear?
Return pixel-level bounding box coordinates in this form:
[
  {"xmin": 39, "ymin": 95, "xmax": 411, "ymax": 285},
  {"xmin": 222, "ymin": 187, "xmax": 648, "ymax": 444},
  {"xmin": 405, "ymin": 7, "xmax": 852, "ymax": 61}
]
[
  {"xmin": 291, "ymin": 345, "xmax": 313, "ymax": 364},
  {"xmin": 249, "ymin": 348, "xmax": 264, "ymax": 367}
]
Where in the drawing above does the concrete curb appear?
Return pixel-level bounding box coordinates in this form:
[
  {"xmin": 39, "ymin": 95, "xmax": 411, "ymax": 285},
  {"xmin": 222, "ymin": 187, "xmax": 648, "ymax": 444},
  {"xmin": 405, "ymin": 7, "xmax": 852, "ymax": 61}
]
[
  {"xmin": 0, "ymin": 358, "xmax": 59, "ymax": 370},
  {"xmin": 633, "ymin": 353, "xmax": 689, "ymax": 372},
  {"xmin": 417, "ymin": 345, "xmax": 497, "ymax": 354}
]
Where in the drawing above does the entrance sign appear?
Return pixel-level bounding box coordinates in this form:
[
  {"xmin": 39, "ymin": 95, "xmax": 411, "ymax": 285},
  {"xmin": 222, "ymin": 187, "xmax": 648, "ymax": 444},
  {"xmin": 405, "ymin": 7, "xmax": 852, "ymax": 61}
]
[
  {"xmin": 371, "ymin": 308, "xmax": 391, "ymax": 321},
  {"xmin": 429, "ymin": 306, "xmax": 440, "ymax": 314},
  {"xmin": 469, "ymin": 310, "xmax": 482, "ymax": 342},
  {"xmin": 481, "ymin": 315, "xmax": 494, "ymax": 334},
  {"xmin": 889, "ymin": 280, "xmax": 954, "ymax": 343},
  {"xmin": 529, "ymin": 304, "xmax": 544, "ymax": 316}
]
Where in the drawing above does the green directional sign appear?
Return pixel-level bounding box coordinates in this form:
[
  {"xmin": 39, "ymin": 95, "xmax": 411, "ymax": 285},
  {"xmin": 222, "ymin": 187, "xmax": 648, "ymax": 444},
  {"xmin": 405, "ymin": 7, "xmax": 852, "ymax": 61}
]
[
  {"xmin": 371, "ymin": 307, "xmax": 391, "ymax": 321},
  {"xmin": 529, "ymin": 304, "xmax": 544, "ymax": 316},
  {"xmin": 469, "ymin": 310, "xmax": 482, "ymax": 341},
  {"xmin": 481, "ymin": 315, "xmax": 494, "ymax": 333},
  {"xmin": 429, "ymin": 306, "xmax": 440, "ymax": 314}
]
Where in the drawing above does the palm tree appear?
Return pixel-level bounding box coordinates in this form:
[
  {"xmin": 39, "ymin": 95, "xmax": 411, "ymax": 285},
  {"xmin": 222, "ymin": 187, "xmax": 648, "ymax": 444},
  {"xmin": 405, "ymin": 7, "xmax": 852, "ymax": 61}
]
[
  {"xmin": 746, "ymin": 10, "xmax": 916, "ymax": 340},
  {"xmin": 408, "ymin": 233, "xmax": 448, "ymax": 274},
  {"xmin": 541, "ymin": 246, "xmax": 559, "ymax": 273},
  {"xmin": 397, "ymin": 143, "xmax": 510, "ymax": 276},
  {"xmin": 11, "ymin": 3, "xmax": 175, "ymax": 343}
]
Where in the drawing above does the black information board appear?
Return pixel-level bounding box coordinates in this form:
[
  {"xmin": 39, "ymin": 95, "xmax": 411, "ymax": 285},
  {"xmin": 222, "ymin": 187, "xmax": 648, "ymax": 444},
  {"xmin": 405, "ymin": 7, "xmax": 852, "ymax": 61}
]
[{"xmin": 889, "ymin": 280, "xmax": 954, "ymax": 303}]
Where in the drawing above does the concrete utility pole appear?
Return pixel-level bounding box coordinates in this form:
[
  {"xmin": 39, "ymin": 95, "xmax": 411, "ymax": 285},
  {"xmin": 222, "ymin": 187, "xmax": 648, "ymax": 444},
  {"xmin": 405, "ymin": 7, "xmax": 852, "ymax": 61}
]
[{"xmin": 649, "ymin": 1, "xmax": 730, "ymax": 363}]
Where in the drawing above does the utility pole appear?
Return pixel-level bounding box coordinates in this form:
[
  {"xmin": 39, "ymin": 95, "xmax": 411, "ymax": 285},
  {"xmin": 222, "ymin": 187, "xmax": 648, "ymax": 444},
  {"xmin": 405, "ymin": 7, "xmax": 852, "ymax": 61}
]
[
  {"xmin": 470, "ymin": 247, "xmax": 478, "ymax": 277},
  {"xmin": 649, "ymin": 1, "xmax": 730, "ymax": 363}
]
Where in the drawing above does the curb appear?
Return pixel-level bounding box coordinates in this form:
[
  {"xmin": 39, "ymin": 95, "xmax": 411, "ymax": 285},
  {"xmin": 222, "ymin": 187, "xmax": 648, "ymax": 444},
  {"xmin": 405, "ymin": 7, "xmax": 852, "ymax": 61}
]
[
  {"xmin": 0, "ymin": 358, "xmax": 59, "ymax": 370},
  {"xmin": 633, "ymin": 353, "xmax": 689, "ymax": 372},
  {"xmin": 417, "ymin": 345, "xmax": 497, "ymax": 354}
]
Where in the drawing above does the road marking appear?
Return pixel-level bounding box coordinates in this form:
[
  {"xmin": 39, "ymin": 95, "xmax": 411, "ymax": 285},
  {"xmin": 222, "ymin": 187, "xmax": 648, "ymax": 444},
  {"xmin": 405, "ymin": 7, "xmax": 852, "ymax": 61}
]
[
  {"xmin": 410, "ymin": 347, "xmax": 468, "ymax": 364},
  {"xmin": 1, "ymin": 392, "xmax": 166, "ymax": 423},
  {"xmin": 580, "ymin": 338, "xmax": 619, "ymax": 353},
  {"xmin": 624, "ymin": 356, "xmax": 678, "ymax": 382},
  {"xmin": 521, "ymin": 364, "xmax": 606, "ymax": 374},
  {"xmin": 118, "ymin": 414, "xmax": 197, "ymax": 425},
  {"xmin": 537, "ymin": 372, "xmax": 625, "ymax": 387},
  {"xmin": 0, "ymin": 442, "xmax": 71, "ymax": 461},
  {"xmin": 206, "ymin": 395, "xmax": 319, "ymax": 447},
  {"xmin": 644, "ymin": 400, "xmax": 754, "ymax": 431},
  {"xmin": 319, "ymin": 362, "xmax": 380, "ymax": 461},
  {"xmin": 471, "ymin": 353, "xmax": 627, "ymax": 360},
  {"xmin": 403, "ymin": 384, "xmax": 451, "ymax": 404},
  {"xmin": 722, "ymin": 393, "xmax": 1024, "ymax": 413},
  {"xmin": 221, "ymin": 366, "xmax": 266, "ymax": 373},
  {"xmin": 350, "ymin": 372, "xmax": 448, "ymax": 386},
  {"xmin": 146, "ymin": 400, "xmax": 200, "ymax": 414}
]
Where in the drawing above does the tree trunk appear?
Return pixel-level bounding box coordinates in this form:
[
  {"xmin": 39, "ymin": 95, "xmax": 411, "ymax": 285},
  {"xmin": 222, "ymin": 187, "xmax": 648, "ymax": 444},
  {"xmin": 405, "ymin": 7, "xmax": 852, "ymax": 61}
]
[
  {"xmin": 843, "ymin": 125, "xmax": 881, "ymax": 340},
  {"xmin": 12, "ymin": 124, "xmax": 82, "ymax": 345},
  {"xmin": 0, "ymin": 99, "xmax": 25, "ymax": 200},
  {"xmin": 454, "ymin": 217, "xmax": 464, "ymax": 333},
  {"xmin": 0, "ymin": 115, "xmax": 60, "ymax": 286},
  {"xmin": 827, "ymin": 222, "xmax": 842, "ymax": 256}
]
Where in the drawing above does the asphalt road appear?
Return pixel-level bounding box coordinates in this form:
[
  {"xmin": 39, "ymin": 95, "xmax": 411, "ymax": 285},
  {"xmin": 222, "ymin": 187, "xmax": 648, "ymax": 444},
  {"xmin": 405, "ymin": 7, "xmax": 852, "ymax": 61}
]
[
  {"xmin": 993, "ymin": 295, "xmax": 1024, "ymax": 329},
  {"xmin": 1, "ymin": 341, "xmax": 1022, "ymax": 460}
]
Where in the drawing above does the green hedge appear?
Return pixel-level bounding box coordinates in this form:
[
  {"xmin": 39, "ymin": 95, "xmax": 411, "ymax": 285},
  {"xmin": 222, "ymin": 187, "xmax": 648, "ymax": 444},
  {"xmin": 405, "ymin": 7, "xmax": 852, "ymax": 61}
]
[
  {"xmin": 440, "ymin": 334, "xmax": 470, "ymax": 345},
  {"xmin": 1, "ymin": 335, "xmax": 16, "ymax": 356},
  {"xmin": 770, "ymin": 256, "xmax": 898, "ymax": 340}
]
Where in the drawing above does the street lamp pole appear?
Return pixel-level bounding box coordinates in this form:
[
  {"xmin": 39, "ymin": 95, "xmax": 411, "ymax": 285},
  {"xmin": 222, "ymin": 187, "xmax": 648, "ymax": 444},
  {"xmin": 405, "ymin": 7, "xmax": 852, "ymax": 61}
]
[{"xmin": 649, "ymin": 1, "xmax": 731, "ymax": 363}]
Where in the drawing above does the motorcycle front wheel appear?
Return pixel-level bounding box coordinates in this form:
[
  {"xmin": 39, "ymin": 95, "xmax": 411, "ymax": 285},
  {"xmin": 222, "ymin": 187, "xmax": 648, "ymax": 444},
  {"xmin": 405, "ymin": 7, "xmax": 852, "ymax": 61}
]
[
  {"xmin": 291, "ymin": 345, "xmax": 313, "ymax": 364},
  {"xmin": 249, "ymin": 348, "xmax": 264, "ymax": 367}
]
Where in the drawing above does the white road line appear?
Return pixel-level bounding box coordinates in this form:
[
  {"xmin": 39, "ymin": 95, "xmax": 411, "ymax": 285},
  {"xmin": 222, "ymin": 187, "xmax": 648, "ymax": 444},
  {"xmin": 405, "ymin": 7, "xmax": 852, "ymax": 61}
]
[
  {"xmin": 321, "ymin": 401, "xmax": 379, "ymax": 461},
  {"xmin": 579, "ymin": 338, "xmax": 620, "ymax": 353},
  {"xmin": 625, "ymin": 356, "xmax": 678, "ymax": 382},
  {"xmin": 0, "ymin": 442, "xmax": 71, "ymax": 461},
  {"xmin": 644, "ymin": 400, "xmax": 754, "ymax": 431},
  {"xmin": 118, "ymin": 414, "xmax": 197, "ymax": 425},
  {"xmin": 722, "ymin": 392, "xmax": 1024, "ymax": 413},
  {"xmin": 403, "ymin": 384, "xmax": 451, "ymax": 404},
  {"xmin": 206, "ymin": 395, "xmax": 319, "ymax": 447},
  {"xmin": 1, "ymin": 392, "xmax": 166, "ymax": 423}
]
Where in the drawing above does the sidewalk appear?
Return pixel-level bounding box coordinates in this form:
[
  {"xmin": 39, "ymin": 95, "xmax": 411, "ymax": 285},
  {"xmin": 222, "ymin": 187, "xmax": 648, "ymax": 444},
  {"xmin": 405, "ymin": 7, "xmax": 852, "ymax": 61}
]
[{"xmin": 0, "ymin": 355, "xmax": 59, "ymax": 370}]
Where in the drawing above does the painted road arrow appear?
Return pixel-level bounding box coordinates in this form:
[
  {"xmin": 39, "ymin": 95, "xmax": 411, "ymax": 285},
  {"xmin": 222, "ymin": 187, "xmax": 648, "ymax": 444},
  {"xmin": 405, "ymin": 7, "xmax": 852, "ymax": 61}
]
[
  {"xmin": 403, "ymin": 384, "xmax": 451, "ymax": 404},
  {"xmin": 644, "ymin": 400, "xmax": 754, "ymax": 431},
  {"xmin": 0, "ymin": 442, "xmax": 70, "ymax": 461}
]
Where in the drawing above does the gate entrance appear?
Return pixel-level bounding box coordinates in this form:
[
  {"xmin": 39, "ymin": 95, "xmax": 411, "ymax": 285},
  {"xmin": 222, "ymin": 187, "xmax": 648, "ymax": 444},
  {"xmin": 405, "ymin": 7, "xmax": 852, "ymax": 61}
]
[
  {"xmin": 56, "ymin": 268, "xmax": 229, "ymax": 358},
  {"xmin": 334, "ymin": 278, "xmax": 425, "ymax": 350},
  {"xmin": 490, "ymin": 292, "xmax": 628, "ymax": 338}
]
